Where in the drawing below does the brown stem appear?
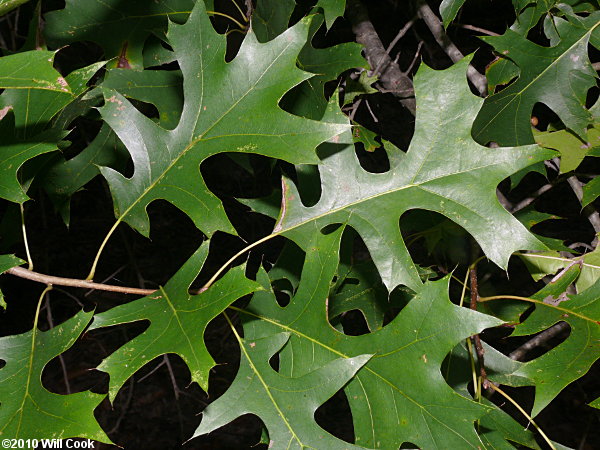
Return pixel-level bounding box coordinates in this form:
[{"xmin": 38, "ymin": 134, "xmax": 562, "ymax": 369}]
[
  {"xmin": 509, "ymin": 322, "xmax": 569, "ymax": 361},
  {"xmin": 469, "ymin": 266, "xmax": 489, "ymax": 388},
  {"xmin": 416, "ymin": 0, "xmax": 487, "ymax": 95},
  {"xmin": 346, "ymin": 0, "xmax": 416, "ymax": 114},
  {"xmin": 567, "ymin": 175, "xmax": 600, "ymax": 248},
  {"xmin": 6, "ymin": 266, "xmax": 158, "ymax": 296}
]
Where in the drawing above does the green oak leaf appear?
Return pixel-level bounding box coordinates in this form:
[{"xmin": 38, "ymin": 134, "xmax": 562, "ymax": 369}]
[
  {"xmin": 274, "ymin": 56, "xmax": 552, "ymax": 292},
  {"xmin": 440, "ymin": 0, "xmax": 467, "ymax": 28},
  {"xmin": 88, "ymin": 243, "xmax": 261, "ymax": 401},
  {"xmin": 0, "ymin": 254, "xmax": 25, "ymax": 309},
  {"xmin": 38, "ymin": 65, "xmax": 181, "ymax": 223},
  {"xmin": 327, "ymin": 228, "xmax": 417, "ymax": 333},
  {"xmin": 238, "ymin": 228, "xmax": 503, "ymax": 448},
  {"xmin": 41, "ymin": 123, "xmax": 129, "ymax": 225},
  {"xmin": 0, "ymin": 253, "xmax": 24, "ymax": 273},
  {"xmin": 0, "ymin": 61, "xmax": 105, "ymax": 138},
  {"xmin": 0, "ymin": 61, "xmax": 103, "ymax": 204},
  {"xmin": 101, "ymin": 68, "xmax": 183, "ymax": 129},
  {"xmin": 444, "ymin": 342, "xmax": 541, "ymax": 449},
  {"xmin": 194, "ymin": 332, "xmax": 370, "ymax": 449},
  {"xmin": 0, "ymin": 310, "xmax": 110, "ymax": 442},
  {"xmin": 483, "ymin": 264, "xmax": 600, "ymax": 416},
  {"xmin": 97, "ymin": 2, "xmax": 348, "ymax": 239},
  {"xmin": 486, "ymin": 1, "xmax": 597, "ymax": 93},
  {"xmin": 534, "ymin": 124, "xmax": 600, "ymax": 173},
  {"xmin": 44, "ymin": 0, "xmax": 194, "ymax": 69},
  {"xmin": 0, "ymin": 112, "xmax": 65, "ymax": 203},
  {"xmin": 509, "ymin": 264, "xmax": 600, "ymax": 416},
  {"xmin": 519, "ymin": 248, "xmax": 600, "ymax": 293},
  {"xmin": 351, "ymin": 123, "xmax": 379, "ymax": 152},
  {"xmin": 590, "ymin": 397, "xmax": 600, "ymax": 409},
  {"xmin": 0, "ymin": 50, "xmax": 70, "ymax": 92},
  {"xmin": 253, "ymin": 0, "xmax": 296, "ymax": 42},
  {"xmin": 583, "ymin": 175, "xmax": 600, "ymax": 207},
  {"xmin": 315, "ymin": 0, "xmax": 346, "ymax": 29},
  {"xmin": 285, "ymin": 14, "xmax": 367, "ymax": 120},
  {"xmin": 473, "ymin": 12, "xmax": 600, "ymax": 146}
]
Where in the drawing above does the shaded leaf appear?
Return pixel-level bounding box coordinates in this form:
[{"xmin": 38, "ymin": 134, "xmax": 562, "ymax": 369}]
[
  {"xmin": 89, "ymin": 243, "xmax": 261, "ymax": 400},
  {"xmin": 276, "ymin": 57, "xmax": 552, "ymax": 292},
  {"xmin": 0, "ymin": 61, "xmax": 104, "ymax": 138},
  {"xmin": 41, "ymin": 123, "xmax": 129, "ymax": 225},
  {"xmin": 315, "ymin": 0, "xmax": 346, "ymax": 29},
  {"xmin": 343, "ymin": 71, "xmax": 378, "ymax": 105},
  {"xmin": 253, "ymin": 0, "xmax": 296, "ymax": 42},
  {"xmin": 473, "ymin": 13, "xmax": 600, "ymax": 146},
  {"xmin": 98, "ymin": 3, "xmax": 348, "ymax": 239},
  {"xmin": 0, "ymin": 112, "xmax": 65, "ymax": 203},
  {"xmin": 239, "ymin": 228, "xmax": 503, "ymax": 448},
  {"xmin": 0, "ymin": 310, "xmax": 109, "ymax": 442},
  {"xmin": 44, "ymin": 0, "xmax": 194, "ymax": 69},
  {"xmin": 0, "ymin": 0, "xmax": 33, "ymax": 17},
  {"xmin": 194, "ymin": 332, "xmax": 370, "ymax": 449},
  {"xmin": 444, "ymin": 341, "xmax": 541, "ymax": 449},
  {"xmin": 499, "ymin": 264, "xmax": 600, "ymax": 416},
  {"xmin": 0, "ymin": 50, "xmax": 69, "ymax": 92},
  {"xmin": 513, "ymin": 207, "xmax": 571, "ymax": 252},
  {"xmin": 440, "ymin": 0, "xmax": 467, "ymax": 28},
  {"xmin": 102, "ymin": 68, "xmax": 183, "ymax": 129},
  {"xmin": 284, "ymin": 14, "xmax": 367, "ymax": 120}
]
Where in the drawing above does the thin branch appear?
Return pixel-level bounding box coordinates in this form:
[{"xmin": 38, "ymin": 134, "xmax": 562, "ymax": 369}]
[
  {"xmin": 455, "ymin": 23, "xmax": 500, "ymax": 36},
  {"xmin": 346, "ymin": 0, "xmax": 416, "ymax": 114},
  {"xmin": 373, "ymin": 16, "xmax": 417, "ymax": 75},
  {"xmin": 416, "ymin": 0, "xmax": 487, "ymax": 96},
  {"xmin": 510, "ymin": 183, "xmax": 553, "ymax": 213},
  {"xmin": 107, "ymin": 378, "xmax": 135, "ymax": 435},
  {"xmin": 567, "ymin": 175, "xmax": 600, "ymax": 248},
  {"xmin": 469, "ymin": 267, "xmax": 489, "ymax": 389},
  {"xmin": 496, "ymin": 188, "xmax": 513, "ymax": 212},
  {"xmin": 6, "ymin": 266, "xmax": 158, "ymax": 296},
  {"xmin": 509, "ymin": 322, "xmax": 569, "ymax": 361}
]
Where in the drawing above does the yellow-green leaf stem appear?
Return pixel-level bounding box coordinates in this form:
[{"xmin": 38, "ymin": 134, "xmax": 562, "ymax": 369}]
[{"xmin": 488, "ymin": 383, "xmax": 556, "ymax": 450}]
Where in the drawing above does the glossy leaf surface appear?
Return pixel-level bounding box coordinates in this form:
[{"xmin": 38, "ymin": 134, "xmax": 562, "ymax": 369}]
[
  {"xmin": 238, "ymin": 228, "xmax": 503, "ymax": 448},
  {"xmin": 195, "ymin": 332, "xmax": 370, "ymax": 449},
  {"xmin": 473, "ymin": 13, "xmax": 600, "ymax": 145},
  {"xmin": 89, "ymin": 244, "xmax": 261, "ymax": 400},
  {"xmin": 44, "ymin": 0, "xmax": 194, "ymax": 68},
  {"xmin": 276, "ymin": 57, "xmax": 552, "ymax": 292},
  {"xmin": 98, "ymin": 2, "xmax": 348, "ymax": 238},
  {"xmin": 0, "ymin": 310, "xmax": 109, "ymax": 442}
]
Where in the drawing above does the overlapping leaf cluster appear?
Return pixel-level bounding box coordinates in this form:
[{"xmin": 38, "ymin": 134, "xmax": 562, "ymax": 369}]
[{"xmin": 0, "ymin": 0, "xmax": 599, "ymax": 447}]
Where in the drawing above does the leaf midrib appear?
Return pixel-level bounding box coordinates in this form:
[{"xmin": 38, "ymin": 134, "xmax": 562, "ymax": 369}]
[
  {"xmin": 111, "ymin": 36, "xmax": 296, "ymax": 227},
  {"xmin": 475, "ymin": 20, "xmax": 600, "ymax": 142},
  {"xmin": 232, "ymin": 306, "xmax": 486, "ymax": 448}
]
